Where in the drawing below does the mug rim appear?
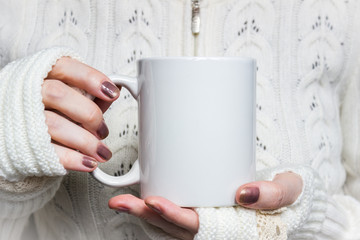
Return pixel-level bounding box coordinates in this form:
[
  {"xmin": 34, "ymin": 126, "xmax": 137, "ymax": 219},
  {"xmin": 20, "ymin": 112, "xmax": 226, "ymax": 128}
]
[{"xmin": 138, "ymin": 56, "xmax": 255, "ymax": 63}]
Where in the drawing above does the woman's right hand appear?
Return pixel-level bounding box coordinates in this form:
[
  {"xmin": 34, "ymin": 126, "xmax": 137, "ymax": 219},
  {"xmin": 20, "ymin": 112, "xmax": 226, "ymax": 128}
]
[{"xmin": 42, "ymin": 57, "xmax": 120, "ymax": 172}]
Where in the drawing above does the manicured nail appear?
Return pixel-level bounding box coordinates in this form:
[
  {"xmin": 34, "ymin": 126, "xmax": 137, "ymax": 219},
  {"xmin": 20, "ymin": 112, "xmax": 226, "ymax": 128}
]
[
  {"xmin": 238, "ymin": 187, "xmax": 260, "ymax": 205},
  {"xmin": 97, "ymin": 121, "xmax": 109, "ymax": 139},
  {"xmin": 101, "ymin": 81, "xmax": 119, "ymax": 99},
  {"xmin": 146, "ymin": 203, "xmax": 162, "ymax": 214},
  {"xmin": 82, "ymin": 156, "xmax": 97, "ymax": 169},
  {"xmin": 116, "ymin": 207, "xmax": 130, "ymax": 213},
  {"xmin": 97, "ymin": 144, "xmax": 112, "ymax": 161}
]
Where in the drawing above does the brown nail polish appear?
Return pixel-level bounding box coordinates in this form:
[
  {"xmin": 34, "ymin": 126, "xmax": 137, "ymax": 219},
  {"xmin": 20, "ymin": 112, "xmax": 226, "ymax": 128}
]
[
  {"xmin": 117, "ymin": 207, "xmax": 130, "ymax": 213},
  {"xmin": 97, "ymin": 121, "xmax": 109, "ymax": 139},
  {"xmin": 146, "ymin": 203, "xmax": 162, "ymax": 215},
  {"xmin": 82, "ymin": 156, "xmax": 97, "ymax": 169},
  {"xmin": 101, "ymin": 81, "xmax": 119, "ymax": 99},
  {"xmin": 238, "ymin": 187, "xmax": 260, "ymax": 205},
  {"xmin": 97, "ymin": 144, "xmax": 112, "ymax": 161}
]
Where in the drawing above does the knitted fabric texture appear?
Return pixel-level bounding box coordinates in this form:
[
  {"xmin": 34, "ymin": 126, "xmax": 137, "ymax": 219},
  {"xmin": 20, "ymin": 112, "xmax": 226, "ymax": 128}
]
[
  {"xmin": 256, "ymin": 212, "xmax": 287, "ymax": 240},
  {"xmin": 1, "ymin": 0, "xmax": 360, "ymax": 239},
  {"xmin": 0, "ymin": 176, "xmax": 62, "ymax": 240},
  {"xmin": 194, "ymin": 206, "xmax": 258, "ymax": 240},
  {"xmin": 0, "ymin": 48, "xmax": 81, "ymax": 181},
  {"xmin": 0, "ymin": 176, "xmax": 50, "ymax": 193},
  {"xmin": 257, "ymin": 165, "xmax": 331, "ymax": 239},
  {"xmin": 193, "ymin": 164, "xmax": 351, "ymax": 239}
]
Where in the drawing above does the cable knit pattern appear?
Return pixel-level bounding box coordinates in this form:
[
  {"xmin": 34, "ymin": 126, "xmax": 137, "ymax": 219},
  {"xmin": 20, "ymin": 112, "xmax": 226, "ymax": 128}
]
[{"xmin": 0, "ymin": 0, "xmax": 360, "ymax": 239}]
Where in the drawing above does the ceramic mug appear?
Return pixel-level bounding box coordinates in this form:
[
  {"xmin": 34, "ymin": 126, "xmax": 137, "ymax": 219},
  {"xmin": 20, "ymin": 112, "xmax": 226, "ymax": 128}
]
[{"xmin": 91, "ymin": 57, "xmax": 256, "ymax": 207}]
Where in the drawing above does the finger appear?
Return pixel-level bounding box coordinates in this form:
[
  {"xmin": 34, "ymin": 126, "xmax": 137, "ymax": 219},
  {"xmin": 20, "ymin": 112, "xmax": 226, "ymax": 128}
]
[
  {"xmin": 109, "ymin": 194, "xmax": 194, "ymax": 240},
  {"xmin": 94, "ymin": 97, "xmax": 112, "ymax": 113},
  {"xmin": 145, "ymin": 196, "xmax": 199, "ymax": 234},
  {"xmin": 47, "ymin": 57, "xmax": 120, "ymax": 101},
  {"xmin": 236, "ymin": 172, "xmax": 303, "ymax": 210},
  {"xmin": 53, "ymin": 144, "xmax": 97, "ymax": 172},
  {"xmin": 45, "ymin": 110, "xmax": 112, "ymax": 162},
  {"xmin": 42, "ymin": 80, "xmax": 108, "ymax": 139}
]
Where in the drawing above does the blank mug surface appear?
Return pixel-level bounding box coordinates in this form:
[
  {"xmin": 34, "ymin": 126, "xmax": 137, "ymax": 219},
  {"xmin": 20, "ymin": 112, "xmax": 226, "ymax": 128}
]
[{"xmin": 137, "ymin": 57, "xmax": 256, "ymax": 207}]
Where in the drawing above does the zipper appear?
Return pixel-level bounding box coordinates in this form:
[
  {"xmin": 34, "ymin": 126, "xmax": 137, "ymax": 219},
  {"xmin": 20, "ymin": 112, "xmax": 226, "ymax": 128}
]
[
  {"xmin": 191, "ymin": 0, "xmax": 200, "ymax": 55},
  {"xmin": 191, "ymin": 0, "xmax": 200, "ymax": 35}
]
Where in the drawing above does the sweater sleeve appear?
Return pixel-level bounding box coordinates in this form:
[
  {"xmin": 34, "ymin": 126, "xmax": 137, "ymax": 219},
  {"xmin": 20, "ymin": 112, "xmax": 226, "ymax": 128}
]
[
  {"xmin": 194, "ymin": 164, "xmax": 360, "ymax": 240},
  {"xmin": 0, "ymin": 47, "xmax": 83, "ymax": 239},
  {"xmin": 257, "ymin": 165, "xmax": 360, "ymax": 239},
  {"xmin": 0, "ymin": 47, "xmax": 83, "ymax": 181}
]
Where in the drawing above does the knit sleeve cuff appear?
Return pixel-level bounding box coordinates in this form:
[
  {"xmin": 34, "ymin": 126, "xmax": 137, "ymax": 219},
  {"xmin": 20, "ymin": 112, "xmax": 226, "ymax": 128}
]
[
  {"xmin": 257, "ymin": 165, "xmax": 349, "ymax": 239},
  {"xmin": 194, "ymin": 207, "xmax": 258, "ymax": 240},
  {"xmin": 0, "ymin": 47, "xmax": 82, "ymax": 181}
]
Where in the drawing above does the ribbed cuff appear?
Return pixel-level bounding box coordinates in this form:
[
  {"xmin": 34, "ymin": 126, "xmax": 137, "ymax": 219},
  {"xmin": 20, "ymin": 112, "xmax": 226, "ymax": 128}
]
[
  {"xmin": 194, "ymin": 207, "xmax": 258, "ymax": 240},
  {"xmin": 0, "ymin": 47, "xmax": 82, "ymax": 181}
]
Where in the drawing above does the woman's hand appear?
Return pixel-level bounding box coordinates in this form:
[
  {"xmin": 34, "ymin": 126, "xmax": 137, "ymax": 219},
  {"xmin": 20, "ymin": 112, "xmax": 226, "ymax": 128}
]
[
  {"xmin": 42, "ymin": 57, "xmax": 120, "ymax": 172},
  {"xmin": 108, "ymin": 172, "xmax": 302, "ymax": 239},
  {"xmin": 108, "ymin": 195, "xmax": 199, "ymax": 240}
]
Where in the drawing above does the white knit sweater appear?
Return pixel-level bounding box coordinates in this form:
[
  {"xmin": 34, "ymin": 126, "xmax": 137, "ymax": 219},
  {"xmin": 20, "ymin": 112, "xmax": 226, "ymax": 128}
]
[{"xmin": 1, "ymin": 0, "xmax": 360, "ymax": 239}]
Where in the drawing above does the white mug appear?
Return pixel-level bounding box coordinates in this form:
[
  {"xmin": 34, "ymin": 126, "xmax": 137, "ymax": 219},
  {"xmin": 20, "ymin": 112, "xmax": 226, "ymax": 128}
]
[{"xmin": 91, "ymin": 57, "xmax": 256, "ymax": 207}]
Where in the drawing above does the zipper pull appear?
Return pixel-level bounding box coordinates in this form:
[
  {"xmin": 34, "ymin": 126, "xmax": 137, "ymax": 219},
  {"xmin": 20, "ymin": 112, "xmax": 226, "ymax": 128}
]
[{"xmin": 191, "ymin": 0, "xmax": 200, "ymax": 35}]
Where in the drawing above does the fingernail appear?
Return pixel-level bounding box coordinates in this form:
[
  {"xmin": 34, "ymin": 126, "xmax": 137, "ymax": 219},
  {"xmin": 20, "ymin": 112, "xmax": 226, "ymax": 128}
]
[
  {"xmin": 146, "ymin": 203, "xmax": 162, "ymax": 215},
  {"xmin": 97, "ymin": 144, "xmax": 112, "ymax": 161},
  {"xmin": 82, "ymin": 156, "xmax": 98, "ymax": 169},
  {"xmin": 97, "ymin": 121, "xmax": 109, "ymax": 139},
  {"xmin": 238, "ymin": 187, "xmax": 260, "ymax": 205},
  {"xmin": 116, "ymin": 207, "xmax": 130, "ymax": 213},
  {"xmin": 101, "ymin": 81, "xmax": 119, "ymax": 99}
]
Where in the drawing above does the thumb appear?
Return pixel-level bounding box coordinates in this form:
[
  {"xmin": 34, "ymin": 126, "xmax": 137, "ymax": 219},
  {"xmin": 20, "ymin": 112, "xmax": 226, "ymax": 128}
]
[{"xmin": 235, "ymin": 172, "xmax": 303, "ymax": 210}]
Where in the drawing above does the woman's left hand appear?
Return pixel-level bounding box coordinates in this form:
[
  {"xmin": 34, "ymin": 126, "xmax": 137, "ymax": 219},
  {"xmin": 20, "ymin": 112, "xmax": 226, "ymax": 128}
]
[{"xmin": 108, "ymin": 172, "xmax": 302, "ymax": 239}]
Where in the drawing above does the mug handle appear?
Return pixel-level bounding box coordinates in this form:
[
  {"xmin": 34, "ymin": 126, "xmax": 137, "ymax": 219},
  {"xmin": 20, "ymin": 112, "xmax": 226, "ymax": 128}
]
[{"xmin": 90, "ymin": 75, "xmax": 140, "ymax": 187}]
